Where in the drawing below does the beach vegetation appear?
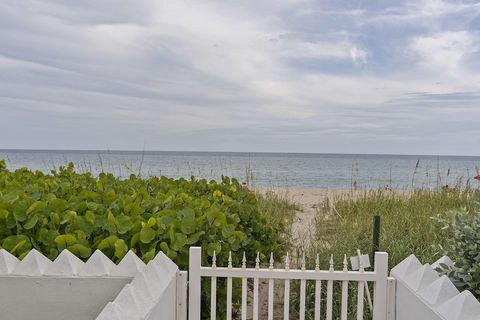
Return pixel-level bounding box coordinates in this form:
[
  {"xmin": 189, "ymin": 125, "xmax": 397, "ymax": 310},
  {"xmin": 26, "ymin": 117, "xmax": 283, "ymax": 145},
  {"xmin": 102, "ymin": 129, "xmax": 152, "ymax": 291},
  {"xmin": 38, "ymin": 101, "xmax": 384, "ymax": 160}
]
[
  {"xmin": 0, "ymin": 160, "xmax": 291, "ymax": 265},
  {"xmin": 0, "ymin": 159, "xmax": 296, "ymax": 318},
  {"xmin": 433, "ymin": 193, "xmax": 480, "ymax": 297},
  {"xmin": 287, "ymin": 188, "xmax": 478, "ymax": 319},
  {"xmin": 312, "ymin": 189, "xmax": 477, "ymax": 269}
]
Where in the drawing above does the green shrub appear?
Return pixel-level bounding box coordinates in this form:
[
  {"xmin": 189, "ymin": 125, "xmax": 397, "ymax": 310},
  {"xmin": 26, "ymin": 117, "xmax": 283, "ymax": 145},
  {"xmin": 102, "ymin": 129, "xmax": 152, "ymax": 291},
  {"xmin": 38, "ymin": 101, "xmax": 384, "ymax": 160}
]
[
  {"xmin": 0, "ymin": 159, "xmax": 292, "ymax": 318},
  {"xmin": 433, "ymin": 191, "xmax": 480, "ymax": 297},
  {"xmin": 0, "ymin": 160, "xmax": 288, "ymax": 265}
]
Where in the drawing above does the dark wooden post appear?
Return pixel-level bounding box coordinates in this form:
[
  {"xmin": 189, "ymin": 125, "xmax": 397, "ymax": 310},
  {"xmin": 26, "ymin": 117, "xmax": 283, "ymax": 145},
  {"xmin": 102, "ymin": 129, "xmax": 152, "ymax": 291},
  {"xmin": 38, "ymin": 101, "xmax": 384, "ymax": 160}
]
[{"xmin": 372, "ymin": 215, "xmax": 380, "ymax": 264}]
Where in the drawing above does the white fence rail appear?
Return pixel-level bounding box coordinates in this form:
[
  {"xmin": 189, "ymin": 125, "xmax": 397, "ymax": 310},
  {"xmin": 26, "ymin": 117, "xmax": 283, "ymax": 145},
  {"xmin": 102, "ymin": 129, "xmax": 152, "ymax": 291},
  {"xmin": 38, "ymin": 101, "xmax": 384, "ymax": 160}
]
[
  {"xmin": 4, "ymin": 246, "xmax": 479, "ymax": 320},
  {"xmin": 188, "ymin": 247, "xmax": 389, "ymax": 320}
]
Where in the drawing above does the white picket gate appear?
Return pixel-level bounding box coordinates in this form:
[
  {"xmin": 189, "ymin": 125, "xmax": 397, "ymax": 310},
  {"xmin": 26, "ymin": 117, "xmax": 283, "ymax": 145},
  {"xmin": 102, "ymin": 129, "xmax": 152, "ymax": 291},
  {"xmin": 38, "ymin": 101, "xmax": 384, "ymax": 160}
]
[
  {"xmin": 188, "ymin": 247, "xmax": 389, "ymax": 320},
  {"xmin": 4, "ymin": 246, "xmax": 478, "ymax": 319}
]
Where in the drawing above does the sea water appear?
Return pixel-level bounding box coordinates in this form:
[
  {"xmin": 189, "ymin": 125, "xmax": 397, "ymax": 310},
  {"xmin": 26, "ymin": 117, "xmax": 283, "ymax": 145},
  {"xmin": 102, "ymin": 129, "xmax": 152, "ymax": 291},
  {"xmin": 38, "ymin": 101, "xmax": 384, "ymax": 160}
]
[{"xmin": 1, "ymin": 150, "xmax": 479, "ymax": 190}]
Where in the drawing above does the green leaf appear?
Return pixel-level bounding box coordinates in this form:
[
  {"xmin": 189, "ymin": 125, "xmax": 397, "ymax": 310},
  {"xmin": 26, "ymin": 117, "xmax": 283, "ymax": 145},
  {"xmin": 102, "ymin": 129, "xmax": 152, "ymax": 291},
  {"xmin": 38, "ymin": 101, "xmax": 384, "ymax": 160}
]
[
  {"xmin": 114, "ymin": 239, "xmax": 128, "ymax": 259},
  {"xmin": 160, "ymin": 241, "xmax": 169, "ymax": 254},
  {"xmin": 37, "ymin": 228, "xmax": 58, "ymax": 245},
  {"xmin": 180, "ymin": 209, "xmax": 196, "ymax": 234},
  {"xmin": 207, "ymin": 242, "xmax": 222, "ymax": 256},
  {"xmin": 147, "ymin": 217, "xmax": 156, "ymax": 228},
  {"xmin": 49, "ymin": 199, "xmax": 68, "ymax": 212},
  {"xmin": 24, "ymin": 215, "xmax": 39, "ymax": 230},
  {"xmin": 18, "ymin": 251, "xmax": 29, "ymax": 260},
  {"xmin": 50, "ymin": 212, "xmax": 60, "ymax": 225},
  {"xmin": 171, "ymin": 233, "xmax": 187, "ymax": 251},
  {"xmin": 116, "ymin": 215, "xmax": 132, "ymax": 234},
  {"xmin": 13, "ymin": 208, "xmax": 27, "ymax": 222},
  {"xmin": 11, "ymin": 240, "xmax": 27, "ymax": 253},
  {"xmin": 73, "ymin": 216, "xmax": 94, "ymax": 236},
  {"xmin": 0, "ymin": 208, "xmax": 9, "ymax": 219},
  {"xmin": 27, "ymin": 201, "xmax": 46, "ymax": 214},
  {"xmin": 54, "ymin": 234, "xmax": 77, "ymax": 248},
  {"xmin": 143, "ymin": 248, "xmax": 156, "ymax": 262},
  {"xmin": 139, "ymin": 227, "xmax": 156, "ymax": 244},
  {"xmin": 61, "ymin": 211, "xmax": 77, "ymax": 224},
  {"xmin": 185, "ymin": 231, "xmax": 205, "ymax": 245},
  {"xmin": 130, "ymin": 232, "xmax": 140, "ymax": 247},
  {"xmin": 2, "ymin": 235, "xmax": 31, "ymax": 254},
  {"xmin": 98, "ymin": 235, "xmax": 119, "ymax": 251},
  {"xmin": 206, "ymin": 207, "xmax": 226, "ymax": 227},
  {"xmin": 67, "ymin": 244, "xmax": 92, "ymax": 258}
]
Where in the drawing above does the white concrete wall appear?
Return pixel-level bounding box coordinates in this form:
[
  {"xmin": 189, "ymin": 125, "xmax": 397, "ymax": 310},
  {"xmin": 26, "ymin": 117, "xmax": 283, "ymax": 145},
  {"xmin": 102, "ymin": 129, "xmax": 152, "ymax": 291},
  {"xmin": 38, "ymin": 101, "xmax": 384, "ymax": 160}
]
[
  {"xmin": 391, "ymin": 254, "xmax": 480, "ymax": 320},
  {"xmin": 0, "ymin": 248, "xmax": 180, "ymax": 320},
  {"xmin": 95, "ymin": 251, "xmax": 179, "ymax": 320},
  {"xmin": 0, "ymin": 276, "xmax": 131, "ymax": 320}
]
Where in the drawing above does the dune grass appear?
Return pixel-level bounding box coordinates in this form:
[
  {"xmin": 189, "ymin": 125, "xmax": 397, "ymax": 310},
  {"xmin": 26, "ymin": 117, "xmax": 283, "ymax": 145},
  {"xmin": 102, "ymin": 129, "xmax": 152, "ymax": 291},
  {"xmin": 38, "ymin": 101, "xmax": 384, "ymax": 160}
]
[
  {"xmin": 311, "ymin": 188, "xmax": 477, "ymax": 270},
  {"xmin": 285, "ymin": 188, "xmax": 477, "ymax": 320},
  {"xmin": 255, "ymin": 190, "xmax": 299, "ymax": 247}
]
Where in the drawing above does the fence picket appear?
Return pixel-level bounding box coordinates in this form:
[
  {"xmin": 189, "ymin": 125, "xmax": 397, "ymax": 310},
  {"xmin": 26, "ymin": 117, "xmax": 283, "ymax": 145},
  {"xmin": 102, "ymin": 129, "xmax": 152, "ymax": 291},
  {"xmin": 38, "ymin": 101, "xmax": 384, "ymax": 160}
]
[
  {"xmin": 341, "ymin": 255, "xmax": 349, "ymax": 320},
  {"xmin": 211, "ymin": 277, "xmax": 216, "ymax": 320},
  {"xmin": 268, "ymin": 253, "xmax": 274, "ymax": 320},
  {"xmin": 268, "ymin": 279, "xmax": 274, "ymax": 320},
  {"xmin": 326, "ymin": 280, "xmax": 333, "ymax": 320},
  {"xmin": 300, "ymin": 252, "xmax": 306, "ymax": 320},
  {"xmin": 284, "ymin": 279, "xmax": 290, "ymax": 320},
  {"xmin": 188, "ymin": 247, "xmax": 201, "ymax": 320},
  {"xmin": 372, "ymin": 252, "xmax": 388, "ymax": 320},
  {"xmin": 314, "ymin": 280, "xmax": 321, "ymax": 320},
  {"xmin": 341, "ymin": 281, "xmax": 348, "ymax": 320},
  {"xmin": 314, "ymin": 254, "xmax": 321, "ymax": 320},
  {"xmin": 226, "ymin": 252, "xmax": 232, "ymax": 320},
  {"xmin": 226, "ymin": 277, "xmax": 232, "ymax": 320},
  {"xmin": 284, "ymin": 253, "xmax": 290, "ymax": 320},
  {"xmin": 300, "ymin": 280, "xmax": 306, "ymax": 320},
  {"xmin": 253, "ymin": 252, "xmax": 260, "ymax": 320},
  {"xmin": 241, "ymin": 252, "xmax": 247, "ymax": 320},
  {"xmin": 211, "ymin": 251, "xmax": 217, "ymax": 320},
  {"xmin": 357, "ymin": 281, "xmax": 364, "ymax": 320},
  {"xmin": 357, "ymin": 258, "xmax": 365, "ymax": 320},
  {"xmin": 253, "ymin": 277, "xmax": 259, "ymax": 320},
  {"xmin": 326, "ymin": 255, "xmax": 334, "ymax": 320}
]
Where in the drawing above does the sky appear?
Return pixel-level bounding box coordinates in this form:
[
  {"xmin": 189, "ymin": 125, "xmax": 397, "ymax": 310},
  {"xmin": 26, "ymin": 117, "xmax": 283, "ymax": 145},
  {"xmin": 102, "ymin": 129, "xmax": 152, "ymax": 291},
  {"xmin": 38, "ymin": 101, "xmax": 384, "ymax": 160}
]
[{"xmin": 0, "ymin": 0, "xmax": 480, "ymax": 155}]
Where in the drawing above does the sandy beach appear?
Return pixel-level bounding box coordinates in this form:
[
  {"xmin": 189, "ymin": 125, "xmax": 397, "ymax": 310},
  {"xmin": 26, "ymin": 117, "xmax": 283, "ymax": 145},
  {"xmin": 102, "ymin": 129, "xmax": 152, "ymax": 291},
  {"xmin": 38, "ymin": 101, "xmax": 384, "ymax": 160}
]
[
  {"xmin": 264, "ymin": 188, "xmax": 404, "ymax": 246},
  {"xmin": 261, "ymin": 189, "xmax": 349, "ymax": 243}
]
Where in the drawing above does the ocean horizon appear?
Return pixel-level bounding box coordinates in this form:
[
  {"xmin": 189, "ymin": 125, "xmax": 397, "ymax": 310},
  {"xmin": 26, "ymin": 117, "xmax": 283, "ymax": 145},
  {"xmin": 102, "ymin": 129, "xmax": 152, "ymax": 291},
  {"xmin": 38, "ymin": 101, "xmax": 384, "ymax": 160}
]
[{"xmin": 1, "ymin": 149, "xmax": 479, "ymax": 190}]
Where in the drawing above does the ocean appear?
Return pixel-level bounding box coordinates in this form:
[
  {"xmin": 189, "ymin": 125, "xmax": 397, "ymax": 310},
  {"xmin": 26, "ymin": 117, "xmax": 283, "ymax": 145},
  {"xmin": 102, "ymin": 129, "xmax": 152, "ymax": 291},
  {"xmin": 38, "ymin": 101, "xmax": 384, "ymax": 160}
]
[{"xmin": 0, "ymin": 150, "xmax": 479, "ymax": 190}]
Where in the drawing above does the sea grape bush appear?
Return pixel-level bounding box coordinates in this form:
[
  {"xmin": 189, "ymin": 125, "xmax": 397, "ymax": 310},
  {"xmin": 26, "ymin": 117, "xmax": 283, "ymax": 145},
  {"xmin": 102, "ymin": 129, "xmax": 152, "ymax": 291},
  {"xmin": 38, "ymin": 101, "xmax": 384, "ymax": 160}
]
[
  {"xmin": 0, "ymin": 160, "xmax": 287, "ymax": 270},
  {"xmin": 433, "ymin": 190, "xmax": 480, "ymax": 297}
]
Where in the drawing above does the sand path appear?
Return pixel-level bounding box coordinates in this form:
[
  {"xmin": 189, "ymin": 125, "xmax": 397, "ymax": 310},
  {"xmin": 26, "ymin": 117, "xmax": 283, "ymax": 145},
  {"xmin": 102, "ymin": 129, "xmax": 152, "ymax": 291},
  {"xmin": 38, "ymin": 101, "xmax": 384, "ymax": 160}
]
[
  {"xmin": 248, "ymin": 189, "xmax": 352, "ymax": 319},
  {"xmin": 269, "ymin": 189, "xmax": 354, "ymax": 247}
]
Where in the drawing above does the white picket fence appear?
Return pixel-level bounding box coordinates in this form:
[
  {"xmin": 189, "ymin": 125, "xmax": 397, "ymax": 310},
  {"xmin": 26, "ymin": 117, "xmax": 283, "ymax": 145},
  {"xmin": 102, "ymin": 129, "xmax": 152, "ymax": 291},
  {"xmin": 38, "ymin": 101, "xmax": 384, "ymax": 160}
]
[
  {"xmin": 188, "ymin": 247, "xmax": 390, "ymax": 320},
  {"xmin": 2, "ymin": 246, "xmax": 479, "ymax": 319}
]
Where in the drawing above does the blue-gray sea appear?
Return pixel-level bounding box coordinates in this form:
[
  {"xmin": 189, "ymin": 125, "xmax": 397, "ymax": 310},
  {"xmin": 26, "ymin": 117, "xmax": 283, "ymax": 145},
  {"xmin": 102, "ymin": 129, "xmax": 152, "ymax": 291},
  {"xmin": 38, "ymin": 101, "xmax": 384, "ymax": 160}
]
[{"xmin": 1, "ymin": 150, "xmax": 479, "ymax": 190}]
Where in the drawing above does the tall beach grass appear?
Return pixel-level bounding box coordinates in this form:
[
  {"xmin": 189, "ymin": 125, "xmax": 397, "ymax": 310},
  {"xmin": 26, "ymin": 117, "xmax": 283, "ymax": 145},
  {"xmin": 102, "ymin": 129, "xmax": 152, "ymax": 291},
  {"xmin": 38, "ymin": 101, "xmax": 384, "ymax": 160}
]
[{"xmin": 312, "ymin": 188, "xmax": 477, "ymax": 269}]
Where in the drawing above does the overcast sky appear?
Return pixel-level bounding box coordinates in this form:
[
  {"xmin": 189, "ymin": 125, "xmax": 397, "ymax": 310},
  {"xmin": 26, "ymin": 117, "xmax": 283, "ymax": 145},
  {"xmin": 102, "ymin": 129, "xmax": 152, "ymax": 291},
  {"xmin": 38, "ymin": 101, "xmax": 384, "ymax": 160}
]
[{"xmin": 1, "ymin": 0, "xmax": 480, "ymax": 155}]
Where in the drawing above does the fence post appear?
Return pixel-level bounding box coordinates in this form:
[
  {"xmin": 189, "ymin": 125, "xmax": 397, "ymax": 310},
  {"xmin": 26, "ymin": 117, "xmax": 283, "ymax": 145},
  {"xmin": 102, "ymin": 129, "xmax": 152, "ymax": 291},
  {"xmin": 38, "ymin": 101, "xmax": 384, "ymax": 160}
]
[
  {"xmin": 386, "ymin": 277, "xmax": 396, "ymax": 320},
  {"xmin": 177, "ymin": 270, "xmax": 188, "ymax": 320},
  {"xmin": 188, "ymin": 247, "xmax": 202, "ymax": 320},
  {"xmin": 372, "ymin": 215, "xmax": 381, "ymax": 265},
  {"xmin": 373, "ymin": 252, "xmax": 388, "ymax": 320}
]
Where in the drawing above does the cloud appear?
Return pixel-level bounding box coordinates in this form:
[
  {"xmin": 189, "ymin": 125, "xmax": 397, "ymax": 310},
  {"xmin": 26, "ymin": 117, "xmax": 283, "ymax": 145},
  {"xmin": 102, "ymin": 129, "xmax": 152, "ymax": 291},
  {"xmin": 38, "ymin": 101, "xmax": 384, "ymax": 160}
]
[
  {"xmin": 370, "ymin": 0, "xmax": 480, "ymax": 25},
  {"xmin": 0, "ymin": 0, "xmax": 479, "ymax": 154},
  {"xmin": 349, "ymin": 46, "xmax": 367, "ymax": 65},
  {"xmin": 409, "ymin": 31, "xmax": 479, "ymax": 74}
]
